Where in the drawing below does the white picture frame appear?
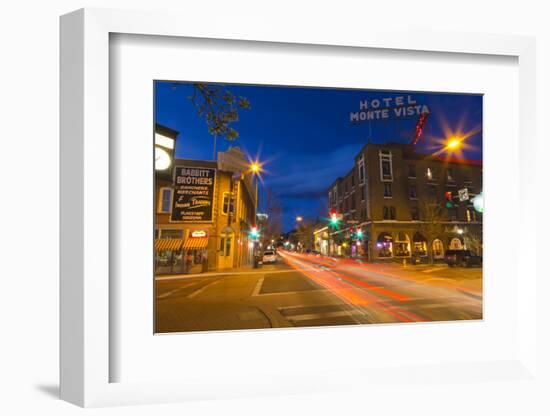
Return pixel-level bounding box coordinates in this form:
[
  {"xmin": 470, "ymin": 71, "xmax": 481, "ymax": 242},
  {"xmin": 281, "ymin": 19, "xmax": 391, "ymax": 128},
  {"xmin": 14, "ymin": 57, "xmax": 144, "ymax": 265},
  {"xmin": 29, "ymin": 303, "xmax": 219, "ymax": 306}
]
[{"xmin": 60, "ymin": 8, "xmax": 539, "ymax": 408}]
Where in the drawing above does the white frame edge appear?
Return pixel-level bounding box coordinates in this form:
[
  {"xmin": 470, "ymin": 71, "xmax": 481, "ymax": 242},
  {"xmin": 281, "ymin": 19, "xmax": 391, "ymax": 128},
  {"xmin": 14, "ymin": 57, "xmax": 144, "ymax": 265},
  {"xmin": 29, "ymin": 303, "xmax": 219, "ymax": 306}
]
[{"xmin": 60, "ymin": 7, "xmax": 537, "ymax": 407}]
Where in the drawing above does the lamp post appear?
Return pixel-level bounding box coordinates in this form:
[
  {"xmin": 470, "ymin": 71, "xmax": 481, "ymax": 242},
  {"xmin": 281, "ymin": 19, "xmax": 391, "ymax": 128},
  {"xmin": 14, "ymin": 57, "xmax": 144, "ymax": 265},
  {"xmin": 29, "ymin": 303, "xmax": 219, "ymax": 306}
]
[{"xmin": 250, "ymin": 161, "xmax": 261, "ymax": 216}]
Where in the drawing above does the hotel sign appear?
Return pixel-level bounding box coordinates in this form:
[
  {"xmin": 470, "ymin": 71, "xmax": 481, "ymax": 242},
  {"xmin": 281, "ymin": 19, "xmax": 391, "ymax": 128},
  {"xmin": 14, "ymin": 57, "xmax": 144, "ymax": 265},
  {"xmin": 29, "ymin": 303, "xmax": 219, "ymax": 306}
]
[
  {"xmin": 350, "ymin": 95, "xmax": 430, "ymax": 122},
  {"xmin": 171, "ymin": 166, "xmax": 216, "ymax": 222}
]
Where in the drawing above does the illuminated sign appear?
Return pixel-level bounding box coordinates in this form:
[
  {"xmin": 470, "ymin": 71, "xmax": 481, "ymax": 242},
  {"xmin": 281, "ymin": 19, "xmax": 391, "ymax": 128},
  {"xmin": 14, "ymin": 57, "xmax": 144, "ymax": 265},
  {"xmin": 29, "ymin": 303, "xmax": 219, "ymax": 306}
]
[
  {"xmin": 171, "ymin": 166, "xmax": 216, "ymax": 222},
  {"xmin": 350, "ymin": 95, "xmax": 430, "ymax": 122},
  {"xmin": 155, "ymin": 133, "xmax": 175, "ymax": 149},
  {"xmin": 191, "ymin": 230, "xmax": 208, "ymax": 238}
]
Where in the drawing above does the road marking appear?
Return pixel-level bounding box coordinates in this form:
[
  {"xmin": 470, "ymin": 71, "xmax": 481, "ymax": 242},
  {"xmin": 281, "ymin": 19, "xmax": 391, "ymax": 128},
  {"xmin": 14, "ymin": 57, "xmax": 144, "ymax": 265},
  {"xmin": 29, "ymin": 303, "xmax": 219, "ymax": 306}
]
[
  {"xmin": 156, "ymin": 282, "xmax": 200, "ymax": 299},
  {"xmin": 288, "ymin": 310, "xmax": 364, "ymax": 322},
  {"xmin": 156, "ymin": 267, "xmax": 318, "ymax": 281},
  {"xmin": 422, "ymin": 267, "xmax": 448, "ymax": 273},
  {"xmin": 251, "ymin": 276, "xmax": 265, "ymax": 297},
  {"xmin": 252, "ymin": 289, "xmax": 327, "ymax": 297},
  {"xmin": 187, "ymin": 280, "xmax": 221, "ymax": 299}
]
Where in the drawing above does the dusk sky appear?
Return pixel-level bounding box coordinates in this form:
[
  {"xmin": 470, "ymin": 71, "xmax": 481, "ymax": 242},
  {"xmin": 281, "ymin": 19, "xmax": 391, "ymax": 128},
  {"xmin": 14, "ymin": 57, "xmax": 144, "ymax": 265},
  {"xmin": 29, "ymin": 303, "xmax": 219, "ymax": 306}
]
[{"xmin": 155, "ymin": 81, "xmax": 482, "ymax": 232}]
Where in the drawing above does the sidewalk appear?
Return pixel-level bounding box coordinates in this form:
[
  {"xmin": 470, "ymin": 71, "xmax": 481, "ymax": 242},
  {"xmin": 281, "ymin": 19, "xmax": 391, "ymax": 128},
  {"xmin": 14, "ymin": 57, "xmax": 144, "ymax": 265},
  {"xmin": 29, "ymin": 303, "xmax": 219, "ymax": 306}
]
[{"xmin": 156, "ymin": 264, "xmax": 269, "ymax": 280}]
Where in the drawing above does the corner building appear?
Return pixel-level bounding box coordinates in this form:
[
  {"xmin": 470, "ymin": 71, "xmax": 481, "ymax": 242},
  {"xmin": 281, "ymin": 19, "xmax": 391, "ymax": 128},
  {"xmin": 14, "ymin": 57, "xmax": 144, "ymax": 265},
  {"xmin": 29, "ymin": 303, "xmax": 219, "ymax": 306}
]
[
  {"xmin": 327, "ymin": 142, "xmax": 482, "ymax": 262},
  {"xmin": 155, "ymin": 147, "xmax": 257, "ymax": 274}
]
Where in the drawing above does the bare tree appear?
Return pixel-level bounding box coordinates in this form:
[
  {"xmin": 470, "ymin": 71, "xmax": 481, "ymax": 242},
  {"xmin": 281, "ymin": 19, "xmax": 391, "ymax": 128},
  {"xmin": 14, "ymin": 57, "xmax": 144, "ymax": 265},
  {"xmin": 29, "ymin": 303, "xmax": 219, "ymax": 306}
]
[
  {"xmin": 295, "ymin": 220, "xmax": 315, "ymax": 251},
  {"xmin": 262, "ymin": 189, "xmax": 283, "ymax": 246},
  {"xmin": 464, "ymin": 227, "xmax": 483, "ymax": 256},
  {"xmin": 418, "ymin": 198, "xmax": 446, "ymax": 264},
  {"xmin": 173, "ymin": 83, "xmax": 251, "ymax": 141}
]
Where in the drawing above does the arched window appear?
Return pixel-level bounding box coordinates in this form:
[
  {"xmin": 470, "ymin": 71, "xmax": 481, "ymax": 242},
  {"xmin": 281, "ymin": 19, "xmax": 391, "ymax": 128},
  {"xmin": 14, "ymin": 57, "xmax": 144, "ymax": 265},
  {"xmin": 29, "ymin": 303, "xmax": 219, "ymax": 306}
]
[
  {"xmin": 449, "ymin": 237, "xmax": 463, "ymax": 250},
  {"xmin": 394, "ymin": 232, "xmax": 411, "ymax": 257},
  {"xmin": 376, "ymin": 232, "xmax": 393, "ymax": 258},
  {"xmin": 432, "ymin": 239, "xmax": 444, "ymax": 259},
  {"xmin": 412, "ymin": 232, "xmax": 428, "ymax": 257}
]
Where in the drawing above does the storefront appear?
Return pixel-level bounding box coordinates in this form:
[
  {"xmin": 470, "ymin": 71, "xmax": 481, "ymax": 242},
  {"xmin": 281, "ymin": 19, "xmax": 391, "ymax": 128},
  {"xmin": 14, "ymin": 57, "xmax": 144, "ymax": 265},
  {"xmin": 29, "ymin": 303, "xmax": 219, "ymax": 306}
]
[
  {"xmin": 155, "ymin": 238, "xmax": 184, "ymax": 275},
  {"xmin": 412, "ymin": 232, "xmax": 428, "ymax": 257},
  {"xmin": 376, "ymin": 232, "xmax": 393, "ymax": 258},
  {"xmin": 394, "ymin": 232, "xmax": 411, "ymax": 257},
  {"xmin": 182, "ymin": 232, "xmax": 209, "ymax": 274}
]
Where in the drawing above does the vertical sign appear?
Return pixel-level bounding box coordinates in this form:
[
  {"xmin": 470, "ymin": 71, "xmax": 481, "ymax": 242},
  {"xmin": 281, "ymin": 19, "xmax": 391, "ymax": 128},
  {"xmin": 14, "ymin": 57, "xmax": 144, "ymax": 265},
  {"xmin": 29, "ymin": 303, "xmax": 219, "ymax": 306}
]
[{"xmin": 171, "ymin": 166, "xmax": 216, "ymax": 222}]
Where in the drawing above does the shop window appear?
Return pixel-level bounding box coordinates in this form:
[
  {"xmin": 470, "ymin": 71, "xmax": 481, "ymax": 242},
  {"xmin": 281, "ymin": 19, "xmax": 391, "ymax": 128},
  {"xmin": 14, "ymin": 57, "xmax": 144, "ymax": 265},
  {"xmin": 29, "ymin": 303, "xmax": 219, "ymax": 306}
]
[
  {"xmin": 383, "ymin": 183, "xmax": 392, "ymax": 198},
  {"xmin": 394, "ymin": 232, "xmax": 411, "ymax": 257},
  {"xmin": 376, "ymin": 233, "xmax": 393, "ymax": 258},
  {"xmin": 409, "ymin": 185, "xmax": 417, "ymax": 199},
  {"xmin": 450, "ymin": 237, "xmax": 463, "ymax": 250},
  {"xmin": 412, "ymin": 232, "xmax": 428, "ymax": 257},
  {"xmin": 158, "ymin": 188, "xmax": 172, "ymax": 213},
  {"xmin": 432, "ymin": 239, "xmax": 444, "ymax": 259}
]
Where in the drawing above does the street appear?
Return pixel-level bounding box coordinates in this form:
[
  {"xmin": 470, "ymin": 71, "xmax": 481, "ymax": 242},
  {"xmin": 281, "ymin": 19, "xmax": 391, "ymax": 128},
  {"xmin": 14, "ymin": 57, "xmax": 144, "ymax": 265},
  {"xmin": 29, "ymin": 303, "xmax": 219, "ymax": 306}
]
[{"xmin": 155, "ymin": 251, "xmax": 482, "ymax": 333}]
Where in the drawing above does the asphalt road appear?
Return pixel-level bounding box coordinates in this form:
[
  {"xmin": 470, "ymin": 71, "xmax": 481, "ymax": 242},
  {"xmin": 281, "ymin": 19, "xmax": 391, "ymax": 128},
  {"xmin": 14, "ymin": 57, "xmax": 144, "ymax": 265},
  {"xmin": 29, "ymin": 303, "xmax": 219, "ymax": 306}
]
[{"xmin": 155, "ymin": 251, "xmax": 482, "ymax": 333}]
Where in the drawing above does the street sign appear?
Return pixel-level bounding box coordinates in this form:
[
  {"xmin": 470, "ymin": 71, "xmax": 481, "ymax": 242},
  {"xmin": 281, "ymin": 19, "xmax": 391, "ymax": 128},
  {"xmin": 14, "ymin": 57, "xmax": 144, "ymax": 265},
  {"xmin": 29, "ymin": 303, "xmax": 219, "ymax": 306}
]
[
  {"xmin": 458, "ymin": 188, "xmax": 469, "ymax": 202},
  {"xmin": 347, "ymin": 220, "xmax": 359, "ymax": 224}
]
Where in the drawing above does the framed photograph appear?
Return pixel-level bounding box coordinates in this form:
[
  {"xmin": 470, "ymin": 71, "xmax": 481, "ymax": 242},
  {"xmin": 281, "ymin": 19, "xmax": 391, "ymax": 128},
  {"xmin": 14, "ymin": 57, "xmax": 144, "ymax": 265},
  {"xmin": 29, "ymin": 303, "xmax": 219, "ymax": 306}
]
[{"xmin": 60, "ymin": 8, "xmax": 539, "ymax": 408}]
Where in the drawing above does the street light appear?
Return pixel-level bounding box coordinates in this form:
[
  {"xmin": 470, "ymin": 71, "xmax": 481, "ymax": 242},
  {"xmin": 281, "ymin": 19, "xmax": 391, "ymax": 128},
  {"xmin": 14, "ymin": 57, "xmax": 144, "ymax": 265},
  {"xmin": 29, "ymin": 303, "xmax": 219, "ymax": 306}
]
[
  {"xmin": 249, "ymin": 160, "xmax": 263, "ymax": 217},
  {"xmin": 250, "ymin": 161, "xmax": 261, "ymax": 174},
  {"xmin": 296, "ymin": 216, "xmax": 303, "ymax": 223},
  {"xmin": 446, "ymin": 137, "xmax": 462, "ymax": 150}
]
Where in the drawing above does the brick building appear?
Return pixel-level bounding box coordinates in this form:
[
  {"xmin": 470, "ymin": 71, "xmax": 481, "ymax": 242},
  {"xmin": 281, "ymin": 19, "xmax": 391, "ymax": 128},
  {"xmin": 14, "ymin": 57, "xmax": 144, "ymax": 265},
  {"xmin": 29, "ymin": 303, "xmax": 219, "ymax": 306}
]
[
  {"xmin": 155, "ymin": 146, "xmax": 257, "ymax": 274},
  {"xmin": 327, "ymin": 142, "xmax": 482, "ymax": 262}
]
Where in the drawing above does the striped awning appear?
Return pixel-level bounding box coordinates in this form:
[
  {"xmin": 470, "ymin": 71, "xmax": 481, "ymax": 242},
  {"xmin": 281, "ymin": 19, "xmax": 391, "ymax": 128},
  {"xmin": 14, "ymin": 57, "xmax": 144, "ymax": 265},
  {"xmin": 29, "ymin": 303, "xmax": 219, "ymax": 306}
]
[
  {"xmin": 182, "ymin": 237, "xmax": 209, "ymax": 250},
  {"xmin": 155, "ymin": 239, "xmax": 183, "ymax": 252}
]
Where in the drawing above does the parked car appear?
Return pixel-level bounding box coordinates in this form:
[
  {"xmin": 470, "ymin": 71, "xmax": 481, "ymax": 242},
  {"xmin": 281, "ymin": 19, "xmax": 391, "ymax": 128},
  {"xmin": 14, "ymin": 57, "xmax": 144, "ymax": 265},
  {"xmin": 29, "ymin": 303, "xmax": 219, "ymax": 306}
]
[
  {"xmin": 262, "ymin": 250, "xmax": 277, "ymax": 264},
  {"xmin": 444, "ymin": 249, "xmax": 482, "ymax": 267}
]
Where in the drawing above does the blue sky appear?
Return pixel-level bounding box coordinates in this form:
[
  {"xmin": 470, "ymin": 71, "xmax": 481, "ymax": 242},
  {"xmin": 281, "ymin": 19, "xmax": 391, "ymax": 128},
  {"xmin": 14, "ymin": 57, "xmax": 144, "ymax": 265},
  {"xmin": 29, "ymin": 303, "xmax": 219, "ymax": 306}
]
[{"xmin": 155, "ymin": 81, "xmax": 482, "ymax": 231}]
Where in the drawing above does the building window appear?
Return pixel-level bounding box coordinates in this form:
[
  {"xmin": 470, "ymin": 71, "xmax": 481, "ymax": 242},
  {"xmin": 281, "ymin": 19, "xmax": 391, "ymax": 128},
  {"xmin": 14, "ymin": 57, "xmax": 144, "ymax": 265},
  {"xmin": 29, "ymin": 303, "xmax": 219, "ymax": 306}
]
[
  {"xmin": 409, "ymin": 185, "xmax": 417, "ymax": 199},
  {"xmin": 361, "ymin": 186, "xmax": 365, "ymax": 201},
  {"xmin": 379, "ymin": 150, "xmax": 393, "ymax": 182},
  {"xmin": 426, "ymin": 167, "xmax": 436, "ymax": 181},
  {"xmin": 433, "ymin": 239, "xmax": 444, "ymax": 259},
  {"xmin": 428, "ymin": 185, "xmax": 437, "ymax": 199},
  {"xmin": 383, "ymin": 183, "xmax": 392, "ymax": 198},
  {"xmin": 351, "ymin": 197, "xmax": 356, "ymax": 210},
  {"xmin": 158, "ymin": 188, "xmax": 172, "ymax": 213},
  {"xmin": 358, "ymin": 158, "xmax": 365, "ymax": 183},
  {"xmin": 222, "ymin": 192, "xmax": 230, "ymax": 215},
  {"xmin": 161, "ymin": 229, "xmax": 183, "ymax": 239},
  {"xmin": 446, "ymin": 168, "xmax": 454, "ymax": 182},
  {"xmin": 383, "ymin": 206, "xmax": 396, "ymax": 220},
  {"xmin": 466, "ymin": 207, "xmax": 477, "ymax": 222},
  {"xmin": 411, "ymin": 207, "xmax": 420, "ymax": 221},
  {"xmin": 448, "ymin": 208, "xmax": 458, "ymax": 221},
  {"xmin": 351, "ymin": 174, "xmax": 355, "ymax": 187},
  {"xmin": 408, "ymin": 165, "xmax": 416, "ymax": 178}
]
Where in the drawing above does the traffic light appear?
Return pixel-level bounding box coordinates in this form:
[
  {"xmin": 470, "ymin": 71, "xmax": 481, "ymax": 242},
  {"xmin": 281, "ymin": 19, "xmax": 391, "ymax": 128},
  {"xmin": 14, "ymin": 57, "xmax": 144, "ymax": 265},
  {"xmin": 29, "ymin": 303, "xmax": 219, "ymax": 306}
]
[
  {"xmin": 445, "ymin": 191, "xmax": 454, "ymax": 208},
  {"xmin": 356, "ymin": 227, "xmax": 364, "ymax": 238},
  {"xmin": 329, "ymin": 209, "xmax": 339, "ymax": 226},
  {"xmin": 249, "ymin": 226, "xmax": 260, "ymax": 239}
]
